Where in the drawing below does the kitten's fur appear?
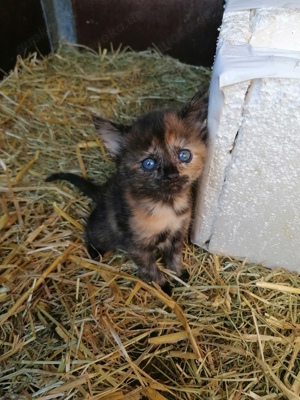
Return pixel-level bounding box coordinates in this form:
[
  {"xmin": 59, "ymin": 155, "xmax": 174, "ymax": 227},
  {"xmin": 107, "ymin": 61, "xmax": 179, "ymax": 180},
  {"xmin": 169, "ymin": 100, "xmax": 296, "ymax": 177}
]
[{"xmin": 46, "ymin": 87, "xmax": 208, "ymax": 286}]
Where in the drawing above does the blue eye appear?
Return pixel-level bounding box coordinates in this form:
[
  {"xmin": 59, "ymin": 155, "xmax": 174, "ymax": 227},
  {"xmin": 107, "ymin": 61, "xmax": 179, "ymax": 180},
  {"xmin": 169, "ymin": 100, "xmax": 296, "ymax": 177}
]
[
  {"xmin": 142, "ymin": 158, "xmax": 156, "ymax": 171},
  {"xmin": 179, "ymin": 149, "xmax": 192, "ymax": 163}
]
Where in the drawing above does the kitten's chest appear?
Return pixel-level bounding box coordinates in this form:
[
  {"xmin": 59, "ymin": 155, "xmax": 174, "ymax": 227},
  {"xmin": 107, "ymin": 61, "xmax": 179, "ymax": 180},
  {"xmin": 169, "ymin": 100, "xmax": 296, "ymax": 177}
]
[{"xmin": 128, "ymin": 194, "xmax": 191, "ymax": 243}]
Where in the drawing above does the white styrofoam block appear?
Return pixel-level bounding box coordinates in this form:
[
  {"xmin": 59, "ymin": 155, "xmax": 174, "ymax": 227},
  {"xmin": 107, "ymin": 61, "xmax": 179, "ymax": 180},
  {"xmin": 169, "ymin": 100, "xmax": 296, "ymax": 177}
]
[
  {"xmin": 250, "ymin": 8, "xmax": 300, "ymax": 51},
  {"xmin": 209, "ymin": 79, "xmax": 300, "ymax": 267},
  {"xmin": 192, "ymin": 2, "xmax": 300, "ymax": 271},
  {"xmin": 226, "ymin": 0, "xmax": 300, "ymax": 11}
]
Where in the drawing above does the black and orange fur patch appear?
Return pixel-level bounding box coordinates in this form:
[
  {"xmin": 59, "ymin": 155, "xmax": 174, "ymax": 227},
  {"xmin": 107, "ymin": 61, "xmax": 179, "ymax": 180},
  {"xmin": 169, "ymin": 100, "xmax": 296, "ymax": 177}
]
[{"xmin": 46, "ymin": 86, "xmax": 209, "ymax": 287}]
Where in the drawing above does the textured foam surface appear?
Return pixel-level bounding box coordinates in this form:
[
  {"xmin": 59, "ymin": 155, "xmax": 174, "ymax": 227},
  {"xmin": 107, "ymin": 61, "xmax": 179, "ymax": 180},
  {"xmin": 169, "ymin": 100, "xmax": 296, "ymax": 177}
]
[{"xmin": 192, "ymin": 4, "xmax": 300, "ymax": 271}]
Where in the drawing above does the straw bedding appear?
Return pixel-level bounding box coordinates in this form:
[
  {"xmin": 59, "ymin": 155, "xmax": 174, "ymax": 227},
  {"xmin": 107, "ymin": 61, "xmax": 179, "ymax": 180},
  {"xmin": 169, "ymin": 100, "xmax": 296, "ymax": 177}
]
[{"xmin": 1, "ymin": 44, "xmax": 300, "ymax": 400}]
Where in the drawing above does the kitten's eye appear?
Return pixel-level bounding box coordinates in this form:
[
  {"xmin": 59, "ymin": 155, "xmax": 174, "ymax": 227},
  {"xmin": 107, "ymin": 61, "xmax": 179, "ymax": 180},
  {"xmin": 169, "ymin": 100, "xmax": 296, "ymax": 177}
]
[
  {"xmin": 142, "ymin": 158, "xmax": 156, "ymax": 171},
  {"xmin": 178, "ymin": 149, "xmax": 192, "ymax": 163}
]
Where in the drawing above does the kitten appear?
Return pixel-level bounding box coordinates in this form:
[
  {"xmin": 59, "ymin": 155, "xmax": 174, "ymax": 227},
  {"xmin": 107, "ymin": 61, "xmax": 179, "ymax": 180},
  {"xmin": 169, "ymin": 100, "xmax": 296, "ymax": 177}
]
[{"xmin": 46, "ymin": 87, "xmax": 208, "ymax": 286}]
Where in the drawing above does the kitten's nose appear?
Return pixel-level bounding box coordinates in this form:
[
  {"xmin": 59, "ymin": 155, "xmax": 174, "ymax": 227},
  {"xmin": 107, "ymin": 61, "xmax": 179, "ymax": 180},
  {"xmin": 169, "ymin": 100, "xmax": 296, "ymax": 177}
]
[{"xmin": 164, "ymin": 165, "xmax": 179, "ymax": 180}]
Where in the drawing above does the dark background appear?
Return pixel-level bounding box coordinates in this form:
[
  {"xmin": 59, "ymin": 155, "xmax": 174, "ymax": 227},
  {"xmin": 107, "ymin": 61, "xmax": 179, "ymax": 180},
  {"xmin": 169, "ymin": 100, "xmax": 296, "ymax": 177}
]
[
  {"xmin": 0, "ymin": 0, "xmax": 51, "ymax": 78},
  {"xmin": 0, "ymin": 0, "xmax": 223, "ymax": 79}
]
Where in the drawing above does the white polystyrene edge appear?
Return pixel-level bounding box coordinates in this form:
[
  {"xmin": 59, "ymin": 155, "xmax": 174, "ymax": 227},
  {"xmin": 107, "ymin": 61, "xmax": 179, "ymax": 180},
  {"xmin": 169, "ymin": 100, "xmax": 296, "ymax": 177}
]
[
  {"xmin": 225, "ymin": 0, "xmax": 300, "ymax": 11},
  {"xmin": 200, "ymin": 42, "xmax": 300, "ymax": 244},
  {"xmin": 216, "ymin": 44, "xmax": 300, "ymax": 87}
]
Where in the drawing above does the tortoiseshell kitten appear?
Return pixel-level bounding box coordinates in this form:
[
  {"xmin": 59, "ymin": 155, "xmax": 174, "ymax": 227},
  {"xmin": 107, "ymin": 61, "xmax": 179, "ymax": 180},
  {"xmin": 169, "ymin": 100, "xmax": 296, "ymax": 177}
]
[{"xmin": 46, "ymin": 87, "xmax": 208, "ymax": 286}]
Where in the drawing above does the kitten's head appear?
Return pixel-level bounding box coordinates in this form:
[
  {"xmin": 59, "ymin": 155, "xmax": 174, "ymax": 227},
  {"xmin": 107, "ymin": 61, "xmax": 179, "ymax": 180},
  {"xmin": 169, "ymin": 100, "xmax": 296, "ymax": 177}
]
[{"xmin": 93, "ymin": 87, "xmax": 208, "ymax": 202}]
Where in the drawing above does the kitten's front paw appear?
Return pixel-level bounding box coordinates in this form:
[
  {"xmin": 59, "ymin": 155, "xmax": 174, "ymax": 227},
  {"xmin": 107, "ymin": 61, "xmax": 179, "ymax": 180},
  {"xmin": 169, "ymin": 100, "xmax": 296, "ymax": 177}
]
[
  {"xmin": 129, "ymin": 249, "xmax": 167, "ymax": 286},
  {"xmin": 165, "ymin": 252, "xmax": 183, "ymax": 277},
  {"xmin": 139, "ymin": 267, "xmax": 166, "ymax": 287},
  {"xmin": 179, "ymin": 268, "xmax": 190, "ymax": 283}
]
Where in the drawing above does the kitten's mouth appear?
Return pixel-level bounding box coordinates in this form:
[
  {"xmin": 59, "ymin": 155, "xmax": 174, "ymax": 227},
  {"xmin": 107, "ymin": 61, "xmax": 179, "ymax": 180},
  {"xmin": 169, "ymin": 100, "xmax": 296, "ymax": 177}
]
[
  {"xmin": 169, "ymin": 182, "xmax": 181, "ymax": 191},
  {"xmin": 165, "ymin": 178, "xmax": 188, "ymax": 193}
]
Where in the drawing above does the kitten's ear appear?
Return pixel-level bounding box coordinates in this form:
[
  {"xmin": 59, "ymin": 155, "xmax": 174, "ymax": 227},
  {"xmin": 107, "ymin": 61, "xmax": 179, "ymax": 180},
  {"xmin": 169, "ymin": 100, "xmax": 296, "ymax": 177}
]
[
  {"xmin": 92, "ymin": 115, "xmax": 131, "ymax": 156},
  {"xmin": 180, "ymin": 84, "xmax": 209, "ymax": 141}
]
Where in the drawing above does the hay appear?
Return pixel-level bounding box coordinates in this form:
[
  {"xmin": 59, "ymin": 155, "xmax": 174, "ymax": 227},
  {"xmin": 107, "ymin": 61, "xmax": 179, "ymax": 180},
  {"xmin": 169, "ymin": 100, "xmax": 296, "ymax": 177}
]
[{"xmin": 0, "ymin": 44, "xmax": 300, "ymax": 400}]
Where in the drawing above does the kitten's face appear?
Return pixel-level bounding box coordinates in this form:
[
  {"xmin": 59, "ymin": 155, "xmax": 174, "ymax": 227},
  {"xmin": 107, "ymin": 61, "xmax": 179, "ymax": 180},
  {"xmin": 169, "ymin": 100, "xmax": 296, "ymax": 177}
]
[
  {"xmin": 120, "ymin": 111, "xmax": 206, "ymax": 199},
  {"xmin": 93, "ymin": 88, "xmax": 208, "ymax": 201}
]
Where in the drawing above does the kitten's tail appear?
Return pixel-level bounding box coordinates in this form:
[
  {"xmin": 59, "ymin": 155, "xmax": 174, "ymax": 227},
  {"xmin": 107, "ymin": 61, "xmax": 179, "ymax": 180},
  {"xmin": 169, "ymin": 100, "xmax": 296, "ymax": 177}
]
[{"xmin": 46, "ymin": 172, "xmax": 100, "ymax": 201}]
